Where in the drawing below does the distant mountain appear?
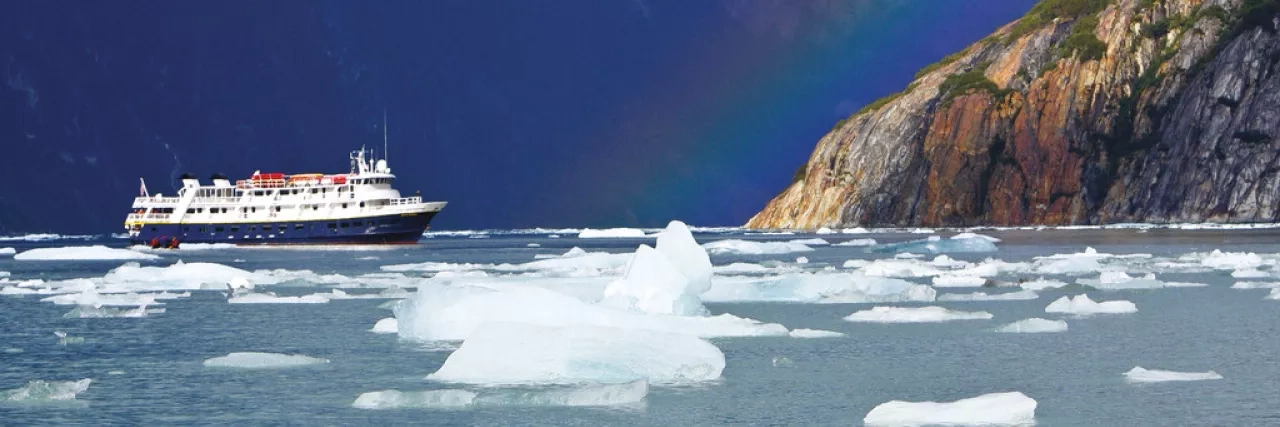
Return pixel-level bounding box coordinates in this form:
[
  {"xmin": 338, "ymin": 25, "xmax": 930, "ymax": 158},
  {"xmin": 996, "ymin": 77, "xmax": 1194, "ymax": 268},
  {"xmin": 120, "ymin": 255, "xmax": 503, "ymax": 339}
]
[{"xmin": 749, "ymin": 0, "xmax": 1280, "ymax": 228}]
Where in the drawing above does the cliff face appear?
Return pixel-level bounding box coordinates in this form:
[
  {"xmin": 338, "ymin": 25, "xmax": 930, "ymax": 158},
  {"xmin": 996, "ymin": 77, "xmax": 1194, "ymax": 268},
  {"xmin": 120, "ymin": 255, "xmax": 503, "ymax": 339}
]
[{"xmin": 748, "ymin": 0, "xmax": 1280, "ymax": 229}]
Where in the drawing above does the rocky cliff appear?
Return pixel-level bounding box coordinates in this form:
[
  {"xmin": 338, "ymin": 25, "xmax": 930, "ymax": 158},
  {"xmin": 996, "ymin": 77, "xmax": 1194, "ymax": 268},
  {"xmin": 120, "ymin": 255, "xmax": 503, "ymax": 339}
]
[{"xmin": 748, "ymin": 0, "xmax": 1280, "ymax": 229}]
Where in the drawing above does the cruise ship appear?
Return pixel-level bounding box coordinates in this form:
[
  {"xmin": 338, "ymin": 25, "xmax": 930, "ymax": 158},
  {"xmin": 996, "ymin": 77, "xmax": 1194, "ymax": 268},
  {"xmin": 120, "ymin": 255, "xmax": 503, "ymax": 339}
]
[{"xmin": 123, "ymin": 148, "xmax": 446, "ymax": 246}]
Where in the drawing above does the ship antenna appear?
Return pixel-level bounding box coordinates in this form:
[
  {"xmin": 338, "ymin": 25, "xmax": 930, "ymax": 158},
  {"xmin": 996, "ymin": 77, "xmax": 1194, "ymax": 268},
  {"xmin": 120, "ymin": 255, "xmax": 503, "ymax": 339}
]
[{"xmin": 382, "ymin": 109, "xmax": 389, "ymax": 163}]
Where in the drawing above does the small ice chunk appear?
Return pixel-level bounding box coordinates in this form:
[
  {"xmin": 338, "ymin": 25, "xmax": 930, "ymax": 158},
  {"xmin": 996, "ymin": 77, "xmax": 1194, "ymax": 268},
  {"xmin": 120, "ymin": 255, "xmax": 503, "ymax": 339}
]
[
  {"xmin": 2, "ymin": 379, "xmax": 92, "ymax": 402},
  {"xmin": 795, "ymin": 256, "xmax": 809, "ymax": 264},
  {"xmin": 702, "ymin": 239, "xmax": 814, "ymax": 255},
  {"xmin": 788, "ymin": 238, "xmax": 830, "ymax": 246},
  {"xmin": 227, "ymin": 293, "xmax": 330, "ymax": 304},
  {"xmin": 203, "ymin": 352, "xmax": 330, "ymax": 369},
  {"xmin": 578, "ymin": 228, "xmax": 646, "ymax": 238},
  {"xmin": 1019, "ymin": 278, "xmax": 1068, "ymax": 291},
  {"xmin": 526, "ymin": 243, "xmax": 540, "ymax": 247},
  {"xmin": 788, "ymin": 328, "xmax": 844, "ymax": 338},
  {"xmin": 1077, "ymin": 271, "xmax": 1167, "ymax": 290},
  {"xmin": 713, "ymin": 262, "xmax": 772, "ymax": 274},
  {"xmin": 815, "ymin": 227, "xmax": 835, "ymax": 234},
  {"xmin": 1231, "ymin": 268, "xmax": 1270, "ymax": 279},
  {"xmin": 938, "ymin": 290, "xmax": 1039, "ymax": 301},
  {"xmin": 843, "ymin": 306, "xmax": 993, "ymax": 323},
  {"xmin": 1124, "ymin": 366, "xmax": 1223, "ymax": 383},
  {"xmin": 867, "ymin": 235, "xmax": 997, "ymax": 254},
  {"xmin": 63, "ymin": 305, "xmax": 160, "ymax": 318},
  {"xmin": 0, "ymin": 247, "xmax": 15, "ymax": 256},
  {"xmin": 354, "ymin": 383, "xmax": 653, "ymax": 409},
  {"xmin": 993, "ymin": 318, "xmax": 1068, "ymax": 333},
  {"xmin": 15, "ymin": 245, "xmax": 160, "ymax": 261},
  {"xmin": 701, "ymin": 273, "xmax": 936, "ymax": 304},
  {"xmin": 1197, "ymin": 249, "xmax": 1266, "ymax": 270},
  {"xmin": 1267, "ymin": 288, "xmax": 1280, "ymax": 300},
  {"xmin": 949, "ymin": 232, "xmax": 1000, "ymax": 242},
  {"xmin": 427, "ymin": 323, "xmax": 725, "ymax": 385},
  {"xmin": 863, "ymin": 391, "xmax": 1037, "ymax": 426},
  {"xmin": 371, "ymin": 318, "xmax": 399, "ymax": 334},
  {"xmin": 1045, "ymin": 294, "xmax": 1136, "ymax": 315},
  {"xmin": 353, "ymin": 389, "xmax": 477, "ymax": 409},
  {"xmin": 1232, "ymin": 281, "xmax": 1280, "ymax": 289},
  {"xmin": 834, "ymin": 238, "xmax": 877, "ymax": 247},
  {"xmin": 931, "ymin": 275, "xmax": 989, "ymax": 288}
]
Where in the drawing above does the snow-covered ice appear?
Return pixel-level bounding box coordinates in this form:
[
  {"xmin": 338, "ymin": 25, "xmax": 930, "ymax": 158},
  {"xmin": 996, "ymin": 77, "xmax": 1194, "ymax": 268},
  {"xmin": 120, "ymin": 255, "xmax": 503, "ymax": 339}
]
[
  {"xmin": 833, "ymin": 238, "xmax": 877, "ymax": 247},
  {"xmin": 1019, "ymin": 278, "xmax": 1069, "ymax": 291},
  {"xmin": 938, "ymin": 290, "xmax": 1039, "ymax": 301},
  {"xmin": 0, "ymin": 233, "xmax": 96, "ymax": 242},
  {"xmin": 0, "ymin": 247, "xmax": 14, "ymax": 256},
  {"xmin": 993, "ymin": 318, "xmax": 1068, "ymax": 333},
  {"xmin": 701, "ymin": 273, "xmax": 935, "ymax": 304},
  {"xmin": 427, "ymin": 323, "xmax": 725, "ymax": 385},
  {"xmin": 203, "ymin": 352, "xmax": 330, "ymax": 369},
  {"xmin": 863, "ymin": 391, "xmax": 1037, "ymax": 426},
  {"xmin": 1045, "ymin": 294, "xmax": 1137, "ymax": 315},
  {"xmin": 371, "ymin": 318, "xmax": 399, "ymax": 334},
  {"xmin": 353, "ymin": 380, "xmax": 649, "ymax": 409},
  {"xmin": 602, "ymin": 221, "xmax": 711, "ymax": 316},
  {"xmin": 14, "ymin": 245, "xmax": 161, "ymax": 261},
  {"xmin": 577, "ymin": 228, "xmax": 646, "ymax": 239},
  {"xmin": 701, "ymin": 239, "xmax": 814, "ymax": 255},
  {"xmin": 931, "ymin": 274, "xmax": 989, "ymax": 287},
  {"xmin": 1124, "ymin": 367, "xmax": 1223, "ymax": 383},
  {"xmin": 788, "ymin": 328, "xmax": 844, "ymax": 338},
  {"xmin": 2, "ymin": 379, "xmax": 92, "ymax": 402},
  {"xmin": 843, "ymin": 306, "xmax": 993, "ymax": 323}
]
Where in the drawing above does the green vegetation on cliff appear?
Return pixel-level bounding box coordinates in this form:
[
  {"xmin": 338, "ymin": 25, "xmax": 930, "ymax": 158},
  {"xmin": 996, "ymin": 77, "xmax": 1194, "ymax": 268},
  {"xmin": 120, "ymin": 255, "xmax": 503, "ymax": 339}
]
[{"xmin": 1009, "ymin": 0, "xmax": 1111, "ymax": 41}]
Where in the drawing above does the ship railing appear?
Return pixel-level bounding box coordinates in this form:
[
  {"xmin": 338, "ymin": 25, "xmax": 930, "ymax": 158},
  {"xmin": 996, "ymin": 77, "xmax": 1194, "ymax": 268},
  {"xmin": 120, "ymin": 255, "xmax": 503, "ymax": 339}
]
[
  {"xmin": 388, "ymin": 196, "xmax": 423, "ymax": 206},
  {"xmin": 127, "ymin": 213, "xmax": 171, "ymax": 222},
  {"xmin": 133, "ymin": 196, "xmax": 182, "ymax": 204}
]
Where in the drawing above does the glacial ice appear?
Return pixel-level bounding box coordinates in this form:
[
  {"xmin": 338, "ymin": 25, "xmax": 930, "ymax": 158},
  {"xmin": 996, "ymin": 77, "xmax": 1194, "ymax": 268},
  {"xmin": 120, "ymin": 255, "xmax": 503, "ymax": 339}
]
[
  {"xmin": 931, "ymin": 275, "xmax": 989, "ymax": 287},
  {"xmin": 1031, "ymin": 247, "xmax": 1153, "ymax": 275},
  {"xmin": 788, "ymin": 328, "xmax": 845, "ymax": 338},
  {"xmin": 938, "ymin": 290, "xmax": 1039, "ymax": 301},
  {"xmin": 357, "ymin": 380, "xmax": 651, "ymax": 409},
  {"xmin": 1075, "ymin": 272, "xmax": 1174, "ymax": 290},
  {"xmin": 1124, "ymin": 367, "xmax": 1223, "ymax": 383},
  {"xmin": 227, "ymin": 293, "xmax": 330, "ymax": 304},
  {"xmin": 102, "ymin": 261, "xmax": 274, "ymax": 291},
  {"xmin": 371, "ymin": 318, "xmax": 399, "ymax": 334},
  {"xmin": 713, "ymin": 262, "xmax": 772, "ymax": 275},
  {"xmin": 353, "ymin": 389, "xmax": 477, "ymax": 409},
  {"xmin": 863, "ymin": 391, "xmax": 1037, "ymax": 426},
  {"xmin": 1231, "ymin": 268, "xmax": 1270, "ymax": 279},
  {"xmin": 843, "ymin": 306, "xmax": 993, "ymax": 323},
  {"xmin": 40, "ymin": 290, "xmax": 167, "ymax": 307},
  {"xmin": 0, "ymin": 247, "xmax": 14, "ymax": 256},
  {"xmin": 63, "ymin": 305, "xmax": 162, "ymax": 318},
  {"xmin": 833, "ymin": 238, "xmax": 878, "ymax": 247},
  {"xmin": 577, "ymin": 228, "xmax": 647, "ymax": 238},
  {"xmin": 2, "ymin": 379, "xmax": 92, "ymax": 402},
  {"xmin": 993, "ymin": 318, "xmax": 1068, "ymax": 333},
  {"xmin": 1018, "ymin": 278, "xmax": 1069, "ymax": 291},
  {"xmin": 788, "ymin": 238, "xmax": 830, "ymax": 246},
  {"xmin": 701, "ymin": 239, "xmax": 815, "ymax": 255},
  {"xmin": 1044, "ymin": 294, "xmax": 1137, "ymax": 315},
  {"xmin": 203, "ymin": 352, "xmax": 330, "ymax": 369},
  {"xmin": 394, "ymin": 283, "xmax": 787, "ymax": 340},
  {"xmin": 867, "ymin": 234, "xmax": 999, "ymax": 254},
  {"xmin": 1268, "ymin": 288, "xmax": 1279, "ymax": 300},
  {"xmin": 1231, "ymin": 281, "xmax": 1280, "ymax": 289},
  {"xmin": 0, "ymin": 233, "xmax": 96, "ymax": 242},
  {"xmin": 427, "ymin": 323, "xmax": 725, "ymax": 385},
  {"xmin": 14, "ymin": 245, "xmax": 161, "ymax": 261},
  {"xmin": 701, "ymin": 273, "xmax": 936, "ymax": 304},
  {"xmin": 1191, "ymin": 250, "xmax": 1268, "ymax": 270},
  {"xmin": 601, "ymin": 221, "xmax": 712, "ymax": 316}
]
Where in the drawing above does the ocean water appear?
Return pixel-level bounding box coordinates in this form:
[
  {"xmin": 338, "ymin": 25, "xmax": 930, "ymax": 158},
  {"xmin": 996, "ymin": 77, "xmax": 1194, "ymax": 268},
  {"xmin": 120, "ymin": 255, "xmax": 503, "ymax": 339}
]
[{"xmin": 2, "ymin": 227, "xmax": 1279, "ymax": 425}]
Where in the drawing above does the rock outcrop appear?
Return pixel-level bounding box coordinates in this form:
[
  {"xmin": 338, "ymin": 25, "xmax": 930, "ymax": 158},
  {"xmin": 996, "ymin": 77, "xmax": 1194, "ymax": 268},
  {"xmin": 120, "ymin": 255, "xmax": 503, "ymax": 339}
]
[{"xmin": 748, "ymin": 0, "xmax": 1280, "ymax": 229}]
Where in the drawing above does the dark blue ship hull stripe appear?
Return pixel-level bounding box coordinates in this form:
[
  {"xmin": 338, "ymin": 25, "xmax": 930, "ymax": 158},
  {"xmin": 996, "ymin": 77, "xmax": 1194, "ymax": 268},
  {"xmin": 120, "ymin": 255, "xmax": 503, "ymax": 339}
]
[{"xmin": 130, "ymin": 212, "xmax": 436, "ymax": 245}]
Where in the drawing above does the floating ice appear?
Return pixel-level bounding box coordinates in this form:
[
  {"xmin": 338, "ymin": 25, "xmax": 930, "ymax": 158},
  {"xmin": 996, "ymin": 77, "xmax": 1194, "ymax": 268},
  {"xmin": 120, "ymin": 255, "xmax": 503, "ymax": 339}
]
[
  {"xmin": 1019, "ymin": 278, "xmax": 1069, "ymax": 291},
  {"xmin": 702, "ymin": 239, "xmax": 814, "ymax": 255},
  {"xmin": 353, "ymin": 389, "xmax": 477, "ymax": 409},
  {"xmin": 950, "ymin": 232, "xmax": 1001, "ymax": 242},
  {"xmin": 0, "ymin": 233, "xmax": 95, "ymax": 242},
  {"xmin": 0, "ymin": 247, "xmax": 14, "ymax": 256},
  {"xmin": 1193, "ymin": 250, "xmax": 1267, "ymax": 270},
  {"xmin": 203, "ymin": 352, "xmax": 330, "ymax": 369},
  {"xmin": 395, "ymin": 284, "xmax": 787, "ymax": 341},
  {"xmin": 843, "ymin": 306, "xmax": 993, "ymax": 323},
  {"xmin": 578, "ymin": 228, "xmax": 646, "ymax": 238},
  {"xmin": 1124, "ymin": 367, "xmax": 1223, "ymax": 383},
  {"xmin": 867, "ymin": 234, "xmax": 998, "ymax": 254},
  {"xmin": 931, "ymin": 275, "xmax": 989, "ymax": 288},
  {"xmin": 14, "ymin": 245, "xmax": 161, "ymax": 261},
  {"xmin": 428, "ymin": 323, "xmax": 724, "ymax": 385},
  {"xmin": 795, "ymin": 256, "xmax": 809, "ymax": 264},
  {"xmin": 2, "ymin": 379, "xmax": 92, "ymax": 402},
  {"xmin": 833, "ymin": 238, "xmax": 877, "ymax": 247},
  {"xmin": 63, "ymin": 305, "xmax": 162, "ymax": 318},
  {"xmin": 602, "ymin": 221, "xmax": 711, "ymax": 316},
  {"xmin": 938, "ymin": 290, "xmax": 1039, "ymax": 301},
  {"xmin": 102, "ymin": 261, "xmax": 273, "ymax": 291},
  {"xmin": 788, "ymin": 328, "xmax": 844, "ymax": 338},
  {"xmin": 993, "ymin": 318, "xmax": 1068, "ymax": 333},
  {"xmin": 1076, "ymin": 272, "xmax": 1168, "ymax": 290},
  {"xmin": 227, "ymin": 293, "xmax": 330, "ymax": 304},
  {"xmin": 1268, "ymin": 288, "xmax": 1280, "ymax": 300},
  {"xmin": 863, "ymin": 391, "xmax": 1037, "ymax": 426},
  {"xmin": 713, "ymin": 263, "xmax": 772, "ymax": 275},
  {"xmin": 788, "ymin": 238, "xmax": 830, "ymax": 246},
  {"xmin": 353, "ymin": 380, "xmax": 647, "ymax": 409},
  {"xmin": 1231, "ymin": 268, "xmax": 1270, "ymax": 279},
  {"xmin": 815, "ymin": 227, "xmax": 835, "ymax": 234},
  {"xmin": 371, "ymin": 317, "xmax": 399, "ymax": 334},
  {"xmin": 40, "ymin": 290, "xmax": 162, "ymax": 307},
  {"xmin": 701, "ymin": 273, "xmax": 935, "ymax": 304},
  {"xmin": 1045, "ymin": 294, "xmax": 1137, "ymax": 315},
  {"xmin": 1231, "ymin": 281, "xmax": 1280, "ymax": 289},
  {"xmin": 1031, "ymin": 247, "xmax": 1153, "ymax": 275}
]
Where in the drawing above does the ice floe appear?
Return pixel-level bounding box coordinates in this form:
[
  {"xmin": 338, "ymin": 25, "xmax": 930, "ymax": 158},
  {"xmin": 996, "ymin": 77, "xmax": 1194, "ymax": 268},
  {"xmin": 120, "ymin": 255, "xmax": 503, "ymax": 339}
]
[
  {"xmin": 63, "ymin": 305, "xmax": 163, "ymax": 318},
  {"xmin": 843, "ymin": 306, "xmax": 993, "ymax": 323},
  {"xmin": 1074, "ymin": 271, "xmax": 1205, "ymax": 290},
  {"xmin": 0, "ymin": 247, "xmax": 14, "ymax": 256},
  {"xmin": 863, "ymin": 391, "xmax": 1037, "ymax": 426},
  {"xmin": 701, "ymin": 273, "xmax": 935, "ymax": 304},
  {"xmin": 1018, "ymin": 278, "xmax": 1070, "ymax": 291},
  {"xmin": 1230, "ymin": 281, "xmax": 1280, "ymax": 289},
  {"xmin": 427, "ymin": 323, "xmax": 724, "ymax": 385},
  {"xmin": 578, "ymin": 228, "xmax": 646, "ymax": 239},
  {"xmin": 227, "ymin": 293, "xmax": 330, "ymax": 304},
  {"xmin": 353, "ymin": 380, "xmax": 648, "ymax": 409},
  {"xmin": 1124, "ymin": 367, "xmax": 1222, "ymax": 383},
  {"xmin": 371, "ymin": 318, "xmax": 399, "ymax": 334},
  {"xmin": 602, "ymin": 221, "xmax": 712, "ymax": 316},
  {"xmin": 866, "ymin": 234, "xmax": 998, "ymax": 254},
  {"xmin": 788, "ymin": 328, "xmax": 844, "ymax": 338},
  {"xmin": 787, "ymin": 238, "xmax": 830, "ymax": 246},
  {"xmin": 937, "ymin": 290, "xmax": 1039, "ymax": 301},
  {"xmin": 833, "ymin": 238, "xmax": 878, "ymax": 247},
  {"xmin": 701, "ymin": 239, "xmax": 814, "ymax": 256},
  {"xmin": 1045, "ymin": 294, "xmax": 1137, "ymax": 315},
  {"xmin": 0, "ymin": 233, "xmax": 96, "ymax": 242},
  {"xmin": 1267, "ymin": 288, "xmax": 1280, "ymax": 300},
  {"xmin": 993, "ymin": 318, "xmax": 1068, "ymax": 333},
  {"xmin": 14, "ymin": 245, "xmax": 161, "ymax": 261},
  {"xmin": 2, "ymin": 379, "xmax": 92, "ymax": 402},
  {"xmin": 203, "ymin": 352, "xmax": 330, "ymax": 369},
  {"xmin": 39, "ymin": 289, "xmax": 188, "ymax": 307}
]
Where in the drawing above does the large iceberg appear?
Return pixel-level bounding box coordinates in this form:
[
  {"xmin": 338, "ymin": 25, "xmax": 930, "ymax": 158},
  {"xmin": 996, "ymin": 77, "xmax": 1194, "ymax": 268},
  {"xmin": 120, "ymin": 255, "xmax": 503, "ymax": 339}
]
[
  {"xmin": 203, "ymin": 352, "xmax": 330, "ymax": 369},
  {"xmin": 863, "ymin": 391, "xmax": 1037, "ymax": 426},
  {"xmin": 843, "ymin": 306, "xmax": 993, "ymax": 323},
  {"xmin": 601, "ymin": 221, "xmax": 712, "ymax": 316},
  {"xmin": 14, "ymin": 246, "xmax": 160, "ymax": 261},
  {"xmin": 993, "ymin": 318, "xmax": 1068, "ymax": 333},
  {"xmin": 2, "ymin": 379, "xmax": 92, "ymax": 402},
  {"xmin": 1124, "ymin": 366, "xmax": 1222, "ymax": 383},
  {"xmin": 353, "ymin": 380, "xmax": 648, "ymax": 409},
  {"xmin": 701, "ymin": 273, "xmax": 935, "ymax": 304},
  {"xmin": 427, "ymin": 323, "xmax": 724, "ymax": 385},
  {"xmin": 1045, "ymin": 294, "xmax": 1137, "ymax": 315},
  {"xmin": 701, "ymin": 239, "xmax": 815, "ymax": 255}
]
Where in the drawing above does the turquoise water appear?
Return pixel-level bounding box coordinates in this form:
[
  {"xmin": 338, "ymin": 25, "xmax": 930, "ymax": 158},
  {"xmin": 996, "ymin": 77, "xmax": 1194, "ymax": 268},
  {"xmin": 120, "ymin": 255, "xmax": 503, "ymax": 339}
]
[{"xmin": 2, "ymin": 228, "xmax": 1278, "ymax": 425}]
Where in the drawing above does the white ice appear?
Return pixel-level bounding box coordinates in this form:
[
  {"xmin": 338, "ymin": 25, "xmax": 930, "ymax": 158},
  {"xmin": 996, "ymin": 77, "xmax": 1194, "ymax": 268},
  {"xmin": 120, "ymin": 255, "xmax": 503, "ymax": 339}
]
[
  {"xmin": 63, "ymin": 305, "xmax": 162, "ymax": 318},
  {"xmin": 1045, "ymin": 294, "xmax": 1137, "ymax": 315},
  {"xmin": 701, "ymin": 239, "xmax": 814, "ymax": 255},
  {"xmin": 227, "ymin": 293, "xmax": 330, "ymax": 304},
  {"xmin": 1268, "ymin": 288, "xmax": 1280, "ymax": 300},
  {"xmin": 993, "ymin": 318, "xmax": 1068, "ymax": 333},
  {"xmin": 701, "ymin": 273, "xmax": 935, "ymax": 304},
  {"xmin": 14, "ymin": 245, "xmax": 161, "ymax": 261},
  {"xmin": 0, "ymin": 247, "xmax": 14, "ymax": 256},
  {"xmin": 371, "ymin": 318, "xmax": 399, "ymax": 334},
  {"xmin": 39, "ymin": 289, "xmax": 177, "ymax": 307},
  {"xmin": 843, "ymin": 306, "xmax": 993, "ymax": 323},
  {"xmin": 1230, "ymin": 281, "xmax": 1280, "ymax": 289},
  {"xmin": 938, "ymin": 290, "xmax": 1039, "ymax": 301},
  {"xmin": 353, "ymin": 380, "xmax": 651, "ymax": 409},
  {"xmin": 1190, "ymin": 249, "xmax": 1268, "ymax": 270},
  {"xmin": 788, "ymin": 328, "xmax": 845, "ymax": 338},
  {"xmin": 867, "ymin": 235, "xmax": 997, "ymax": 254},
  {"xmin": 833, "ymin": 238, "xmax": 878, "ymax": 247},
  {"xmin": 1075, "ymin": 271, "xmax": 1189, "ymax": 290},
  {"xmin": 601, "ymin": 221, "xmax": 711, "ymax": 316},
  {"xmin": 0, "ymin": 233, "xmax": 95, "ymax": 242},
  {"xmin": 863, "ymin": 391, "xmax": 1037, "ymax": 426},
  {"xmin": 931, "ymin": 275, "xmax": 989, "ymax": 287},
  {"xmin": 427, "ymin": 323, "xmax": 724, "ymax": 385},
  {"xmin": 1018, "ymin": 278, "xmax": 1069, "ymax": 291},
  {"xmin": 353, "ymin": 389, "xmax": 477, "ymax": 409},
  {"xmin": 1124, "ymin": 366, "xmax": 1223, "ymax": 383},
  {"xmin": 578, "ymin": 228, "xmax": 647, "ymax": 239},
  {"xmin": 101, "ymin": 261, "xmax": 275, "ymax": 291},
  {"xmin": 2, "ymin": 379, "xmax": 92, "ymax": 402},
  {"xmin": 203, "ymin": 352, "xmax": 330, "ymax": 369},
  {"xmin": 788, "ymin": 238, "xmax": 830, "ymax": 246}
]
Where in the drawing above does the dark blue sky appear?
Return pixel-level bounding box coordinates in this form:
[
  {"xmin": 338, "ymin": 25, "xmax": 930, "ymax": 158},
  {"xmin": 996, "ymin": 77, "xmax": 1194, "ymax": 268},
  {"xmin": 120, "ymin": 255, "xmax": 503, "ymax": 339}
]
[{"xmin": 0, "ymin": 0, "xmax": 1035, "ymax": 233}]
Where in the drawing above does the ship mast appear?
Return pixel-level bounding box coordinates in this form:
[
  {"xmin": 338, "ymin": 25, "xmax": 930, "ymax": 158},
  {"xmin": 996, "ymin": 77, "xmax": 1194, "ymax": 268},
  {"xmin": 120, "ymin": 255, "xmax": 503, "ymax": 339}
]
[{"xmin": 383, "ymin": 109, "xmax": 388, "ymax": 164}]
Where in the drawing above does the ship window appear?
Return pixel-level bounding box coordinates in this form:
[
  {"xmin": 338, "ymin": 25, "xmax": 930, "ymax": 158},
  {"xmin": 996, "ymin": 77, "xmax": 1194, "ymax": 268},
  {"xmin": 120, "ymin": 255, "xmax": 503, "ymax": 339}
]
[
  {"xmin": 263, "ymin": 225, "xmax": 272, "ymax": 231},
  {"xmin": 359, "ymin": 202, "xmax": 365, "ymax": 208},
  {"xmin": 186, "ymin": 209, "xmax": 194, "ymax": 214},
  {"xmin": 310, "ymin": 188, "xmax": 318, "ymax": 194},
  {"xmin": 251, "ymin": 207, "xmax": 257, "ymax": 213},
  {"xmin": 230, "ymin": 226, "xmax": 240, "ymax": 232},
  {"xmin": 254, "ymin": 190, "xmax": 263, "ymax": 196},
  {"xmin": 151, "ymin": 227, "xmax": 157, "ymax": 232},
  {"xmin": 215, "ymin": 227, "xmax": 224, "ymax": 232},
  {"xmin": 199, "ymin": 227, "xmax": 206, "ymax": 233},
  {"xmin": 353, "ymin": 221, "xmax": 363, "ymax": 227},
  {"xmin": 342, "ymin": 203, "xmax": 348, "ymax": 209},
  {"xmin": 183, "ymin": 227, "xmax": 190, "ymax": 232},
  {"xmin": 340, "ymin": 222, "xmax": 349, "ymax": 228},
  {"xmin": 249, "ymin": 226, "xmax": 257, "ymax": 232},
  {"xmin": 312, "ymin": 205, "xmax": 318, "ymax": 210},
  {"xmin": 328, "ymin": 223, "xmax": 337, "ymax": 230},
  {"xmin": 275, "ymin": 206, "xmax": 281, "ymax": 212},
  {"xmin": 295, "ymin": 224, "xmax": 304, "ymax": 230}
]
